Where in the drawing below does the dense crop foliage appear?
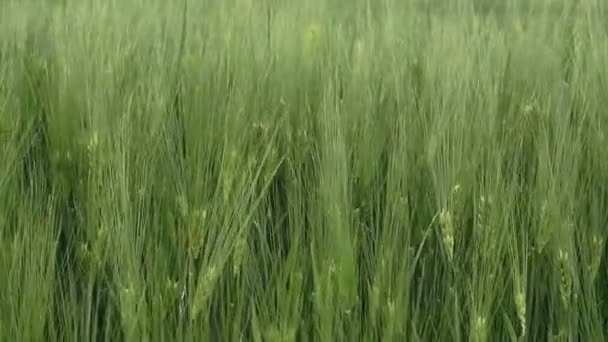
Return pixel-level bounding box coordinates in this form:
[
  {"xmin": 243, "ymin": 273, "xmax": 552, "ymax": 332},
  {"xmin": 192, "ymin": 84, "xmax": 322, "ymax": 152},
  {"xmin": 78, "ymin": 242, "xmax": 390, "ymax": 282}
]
[{"xmin": 1, "ymin": 0, "xmax": 608, "ymax": 340}]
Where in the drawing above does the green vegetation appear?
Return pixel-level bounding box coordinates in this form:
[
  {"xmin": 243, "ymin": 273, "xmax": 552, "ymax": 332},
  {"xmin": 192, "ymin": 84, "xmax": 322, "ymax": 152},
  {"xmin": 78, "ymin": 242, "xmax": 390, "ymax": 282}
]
[{"xmin": 1, "ymin": 0, "xmax": 608, "ymax": 340}]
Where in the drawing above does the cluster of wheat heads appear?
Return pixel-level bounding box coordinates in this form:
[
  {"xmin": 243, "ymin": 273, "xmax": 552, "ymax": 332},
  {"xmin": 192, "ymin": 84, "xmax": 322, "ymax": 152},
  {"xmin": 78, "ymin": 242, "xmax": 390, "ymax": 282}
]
[{"xmin": 1, "ymin": 0, "xmax": 608, "ymax": 341}]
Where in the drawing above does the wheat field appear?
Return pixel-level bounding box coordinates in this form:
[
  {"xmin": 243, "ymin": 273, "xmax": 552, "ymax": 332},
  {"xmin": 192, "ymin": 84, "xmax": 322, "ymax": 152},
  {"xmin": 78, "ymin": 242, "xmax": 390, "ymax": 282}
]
[{"xmin": 1, "ymin": 0, "xmax": 608, "ymax": 341}]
